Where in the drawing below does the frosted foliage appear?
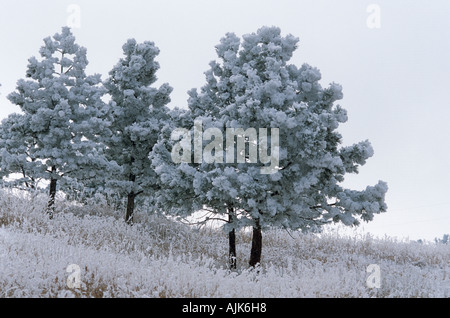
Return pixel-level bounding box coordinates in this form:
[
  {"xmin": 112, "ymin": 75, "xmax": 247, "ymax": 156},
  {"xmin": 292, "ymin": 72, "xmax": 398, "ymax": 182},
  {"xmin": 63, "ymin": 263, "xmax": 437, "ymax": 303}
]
[
  {"xmin": 0, "ymin": 190, "xmax": 447, "ymax": 298},
  {"xmin": 102, "ymin": 39, "xmax": 172, "ymax": 197},
  {"xmin": 3, "ymin": 27, "xmax": 113, "ymax": 190},
  {"xmin": 151, "ymin": 26, "xmax": 388, "ymax": 232},
  {"xmin": 0, "ymin": 113, "xmax": 45, "ymax": 187}
]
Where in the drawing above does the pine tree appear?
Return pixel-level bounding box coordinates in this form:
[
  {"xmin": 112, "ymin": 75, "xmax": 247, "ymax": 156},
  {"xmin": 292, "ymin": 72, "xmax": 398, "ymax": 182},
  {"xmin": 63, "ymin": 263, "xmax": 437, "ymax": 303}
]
[
  {"xmin": 152, "ymin": 26, "xmax": 388, "ymax": 267},
  {"xmin": 6, "ymin": 27, "xmax": 112, "ymax": 218},
  {"xmin": 103, "ymin": 39, "xmax": 172, "ymax": 224},
  {"xmin": 0, "ymin": 113, "xmax": 43, "ymax": 189}
]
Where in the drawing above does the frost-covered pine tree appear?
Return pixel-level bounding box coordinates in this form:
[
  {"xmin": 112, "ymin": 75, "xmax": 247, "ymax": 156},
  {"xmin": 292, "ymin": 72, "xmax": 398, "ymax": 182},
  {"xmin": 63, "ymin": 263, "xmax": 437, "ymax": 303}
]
[
  {"xmin": 0, "ymin": 113, "xmax": 44, "ymax": 189},
  {"xmin": 103, "ymin": 39, "xmax": 172, "ymax": 224},
  {"xmin": 152, "ymin": 26, "xmax": 388, "ymax": 267},
  {"xmin": 6, "ymin": 27, "xmax": 112, "ymax": 218}
]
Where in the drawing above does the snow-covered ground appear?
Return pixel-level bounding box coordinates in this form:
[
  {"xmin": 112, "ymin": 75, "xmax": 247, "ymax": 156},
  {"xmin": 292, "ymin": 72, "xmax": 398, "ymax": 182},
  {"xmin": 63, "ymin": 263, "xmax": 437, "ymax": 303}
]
[{"xmin": 0, "ymin": 189, "xmax": 448, "ymax": 298}]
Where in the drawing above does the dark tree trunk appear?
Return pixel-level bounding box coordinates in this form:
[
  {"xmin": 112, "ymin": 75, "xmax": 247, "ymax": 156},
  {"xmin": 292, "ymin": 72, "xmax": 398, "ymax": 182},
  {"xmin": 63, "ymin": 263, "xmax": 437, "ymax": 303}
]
[
  {"xmin": 125, "ymin": 192, "xmax": 136, "ymax": 224},
  {"xmin": 249, "ymin": 218, "xmax": 262, "ymax": 267},
  {"xmin": 125, "ymin": 173, "xmax": 136, "ymax": 225},
  {"xmin": 46, "ymin": 166, "xmax": 57, "ymax": 219},
  {"xmin": 229, "ymin": 228, "xmax": 237, "ymax": 269},
  {"xmin": 228, "ymin": 210, "xmax": 237, "ymax": 270}
]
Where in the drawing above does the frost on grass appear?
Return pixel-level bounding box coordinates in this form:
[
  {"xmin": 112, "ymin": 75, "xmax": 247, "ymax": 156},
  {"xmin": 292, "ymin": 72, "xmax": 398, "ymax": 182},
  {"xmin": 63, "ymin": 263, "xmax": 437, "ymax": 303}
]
[{"xmin": 0, "ymin": 189, "xmax": 448, "ymax": 298}]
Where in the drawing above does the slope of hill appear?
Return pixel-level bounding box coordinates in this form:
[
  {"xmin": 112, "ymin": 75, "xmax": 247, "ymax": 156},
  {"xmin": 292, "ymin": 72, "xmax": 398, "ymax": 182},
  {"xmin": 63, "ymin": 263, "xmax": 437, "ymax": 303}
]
[{"xmin": 0, "ymin": 189, "xmax": 448, "ymax": 298}]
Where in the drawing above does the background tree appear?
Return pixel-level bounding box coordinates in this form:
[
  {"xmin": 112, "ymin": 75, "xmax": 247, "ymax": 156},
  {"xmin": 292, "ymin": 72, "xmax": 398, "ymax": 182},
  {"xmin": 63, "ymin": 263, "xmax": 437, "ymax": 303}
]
[
  {"xmin": 6, "ymin": 27, "xmax": 113, "ymax": 218},
  {"xmin": 103, "ymin": 39, "xmax": 172, "ymax": 224},
  {"xmin": 0, "ymin": 113, "xmax": 44, "ymax": 189},
  {"xmin": 152, "ymin": 26, "xmax": 388, "ymax": 268},
  {"xmin": 435, "ymin": 234, "xmax": 449, "ymax": 244}
]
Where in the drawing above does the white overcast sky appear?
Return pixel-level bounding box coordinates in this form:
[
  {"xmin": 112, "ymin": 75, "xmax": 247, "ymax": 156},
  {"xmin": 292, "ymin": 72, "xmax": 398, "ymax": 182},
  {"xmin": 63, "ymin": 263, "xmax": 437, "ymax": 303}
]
[{"xmin": 0, "ymin": 0, "xmax": 449, "ymax": 241}]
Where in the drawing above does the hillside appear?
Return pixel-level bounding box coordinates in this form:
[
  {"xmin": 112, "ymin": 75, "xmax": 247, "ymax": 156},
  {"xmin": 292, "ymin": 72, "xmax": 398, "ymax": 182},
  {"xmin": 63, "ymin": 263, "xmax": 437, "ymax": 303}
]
[{"xmin": 0, "ymin": 188, "xmax": 448, "ymax": 298}]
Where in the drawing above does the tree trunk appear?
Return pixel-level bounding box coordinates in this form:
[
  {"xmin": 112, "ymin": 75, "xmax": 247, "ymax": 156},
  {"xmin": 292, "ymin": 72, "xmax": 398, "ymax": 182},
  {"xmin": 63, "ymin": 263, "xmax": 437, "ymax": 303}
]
[
  {"xmin": 228, "ymin": 210, "xmax": 237, "ymax": 270},
  {"xmin": 46, "ymin": 166, "xmax": 57, "ymax": 219},
  {"xmin": 125, "ymin": 191, "xmax": 136, "ymax": 225},
  {"xmin": 229, "ymin": 228, "xmax": 237, "ymax": 269},
  {"xmin": 249, "ymin": 218, "xmax": 262, "ymax": 267},
  {"xmin": 125, "ymin": 171, "xmax": 137, "ymax": 224}
]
